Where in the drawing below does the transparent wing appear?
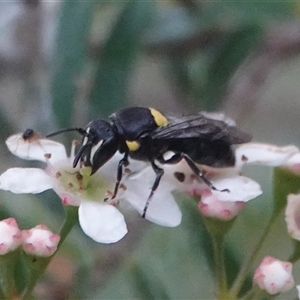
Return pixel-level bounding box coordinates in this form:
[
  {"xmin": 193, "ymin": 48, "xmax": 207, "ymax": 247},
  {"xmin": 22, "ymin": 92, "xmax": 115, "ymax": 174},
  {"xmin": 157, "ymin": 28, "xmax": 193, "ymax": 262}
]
[{"xmin": 151, "ymin": 114, "xmax": 251, "ymax": 144}]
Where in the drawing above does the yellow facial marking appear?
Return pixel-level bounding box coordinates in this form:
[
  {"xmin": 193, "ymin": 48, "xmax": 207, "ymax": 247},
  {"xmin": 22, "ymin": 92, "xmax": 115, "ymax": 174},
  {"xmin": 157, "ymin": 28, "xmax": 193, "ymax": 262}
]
[
  {"xmin": 126, "ymin": 140, "xmax": 140, "ymax": 151},
  {"xmin": 150, "ymin": 108, "xmax": 168, "ymax": 127}
]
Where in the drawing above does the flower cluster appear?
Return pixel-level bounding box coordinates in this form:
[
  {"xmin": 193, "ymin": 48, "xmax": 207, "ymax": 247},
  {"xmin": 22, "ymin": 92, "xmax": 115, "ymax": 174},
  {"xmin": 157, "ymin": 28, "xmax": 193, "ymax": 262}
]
[
  {"xmin": 2, "ymin": 131, "xmax": 300, "ymax": 298},
  {"xmin": 0, "ymin": 217, "xmax": 59, "ymax": 257},
  {"xmin": 163, "ymin": 142, "xmax": 300, "ymax": 220},
  {"xmin": 0, "ymin": 133, "xmax": 181, "ymax": 244},
  {"xmin": 2, "ymin": 132, "xmax": 300, "ymax": 244}
]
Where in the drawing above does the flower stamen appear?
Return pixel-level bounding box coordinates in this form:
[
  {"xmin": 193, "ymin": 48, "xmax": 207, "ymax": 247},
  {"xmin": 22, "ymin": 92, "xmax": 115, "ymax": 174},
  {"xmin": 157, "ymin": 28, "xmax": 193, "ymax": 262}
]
[
  {"xmin": 79, "ymin": 166, "xmax": 92, "ymax": 189},
  {"xmin": 174, "ymin": 172, "xmax": 186, "ymax": 183},
  {"xmin": 120, "ymin": 183, "xmax": 127, "ymax": 191}
]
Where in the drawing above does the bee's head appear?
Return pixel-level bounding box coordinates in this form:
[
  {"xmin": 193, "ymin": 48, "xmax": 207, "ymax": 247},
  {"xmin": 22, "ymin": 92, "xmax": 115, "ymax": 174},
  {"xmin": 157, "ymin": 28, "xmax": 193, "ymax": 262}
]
[{"xmin": 46, "ymin": 120, "xmax": 119, "ymax": 174}]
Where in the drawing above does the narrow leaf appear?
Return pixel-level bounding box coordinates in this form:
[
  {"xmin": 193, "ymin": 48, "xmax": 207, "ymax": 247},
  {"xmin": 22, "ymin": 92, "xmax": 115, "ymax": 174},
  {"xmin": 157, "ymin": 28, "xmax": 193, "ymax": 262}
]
[
  {"xmin": 89, "ymin": 1, "xmax": 155, "ymax": 117},
  {"xmin": 51, "ymin": 1, "xmax": 94, "ymax": 127}
]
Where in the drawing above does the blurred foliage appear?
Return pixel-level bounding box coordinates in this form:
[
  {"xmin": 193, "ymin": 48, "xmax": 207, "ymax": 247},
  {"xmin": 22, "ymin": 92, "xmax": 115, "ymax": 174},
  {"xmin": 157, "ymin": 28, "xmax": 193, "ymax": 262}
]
[
  {"xmin": 89, "ymin": 1, "xmax": 155, "ymax": 117},
  {"xmin": 0, "ymin": 0, "xmax": 300, "ymax": 299},
  {"xmin": 51, "ymin": 1, "xmax": 94, "ymax": 128}
]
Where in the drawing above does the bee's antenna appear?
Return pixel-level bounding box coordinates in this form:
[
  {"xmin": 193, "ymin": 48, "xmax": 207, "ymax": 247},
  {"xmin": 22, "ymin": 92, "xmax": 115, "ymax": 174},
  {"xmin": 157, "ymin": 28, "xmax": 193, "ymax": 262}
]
[{"xmin": 46, "ymin": 127, "xmax": 87, "ymax": 138}]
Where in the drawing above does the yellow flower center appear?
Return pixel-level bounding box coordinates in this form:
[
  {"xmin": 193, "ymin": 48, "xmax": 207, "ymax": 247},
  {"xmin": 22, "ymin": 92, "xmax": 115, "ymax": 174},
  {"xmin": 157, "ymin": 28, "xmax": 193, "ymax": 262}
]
[{"xmin": 56, "ymin": 166, "xmax": 111, "ymax": 202}]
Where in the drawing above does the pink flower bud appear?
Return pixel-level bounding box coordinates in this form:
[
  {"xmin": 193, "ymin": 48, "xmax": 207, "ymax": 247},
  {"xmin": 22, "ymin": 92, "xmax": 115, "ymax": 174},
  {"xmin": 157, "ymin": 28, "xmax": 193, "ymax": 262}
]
[
  {"xmin": 198, "ymin": 190, "xmax": 245, "ymax": 221},
  {"xmin": 0, "ymin": 218, "xmax": 22, "ymax": 255},
  {"xmin": 285, "ymin": 194, "xmax": 300, "ymax": 241},
  {"xmin": 253, "ymin": 256, "xmax": 294, "ymax": 295},
  {"xmin": 22, "ymin": 224, "xmax": 60, "ymax": 257}
]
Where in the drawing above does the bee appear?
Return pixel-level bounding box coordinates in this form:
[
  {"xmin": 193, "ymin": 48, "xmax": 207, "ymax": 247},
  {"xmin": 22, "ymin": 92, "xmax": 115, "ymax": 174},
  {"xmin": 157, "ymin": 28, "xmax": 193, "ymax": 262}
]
[
  {"xmin": 6, "ymin": 129, "xmax": 43, "ymax": 159},
  {"xmin": 47, "ymin": 107, "xmax": 251, "ymax": 217},
  {"xmin": 22, "ymin": 128, "xmax": 41, "ymax": 142}
]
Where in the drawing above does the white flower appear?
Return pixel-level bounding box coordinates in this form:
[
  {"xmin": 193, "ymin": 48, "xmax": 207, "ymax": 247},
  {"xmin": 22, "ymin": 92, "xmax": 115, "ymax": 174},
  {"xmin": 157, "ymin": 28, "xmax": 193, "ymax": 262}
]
[
  {"xmin": 163, "ymin": 143, "xmax": 300, "ymax": 209},
  {"xmin": 235, "ymin": 143, "xmax": 300, "ymax": 169},
  {"xmin": 122, "ymin": 168, "xmax": 181, "ymax": 227},
  {"xmin": 0, "ymin": 133, "xmax": 181, "ymax": 244},
  {"xmin": 253, "ymin": 256, "xmax": 294, "ymax": 295},
  {"xmin": 285, "ymin": 194, "xmax": 300, "ymax": 241},
  {"xmin": 22, "ymin": 224, "xmax": 60, "ymax": 257},
  {"xmin": 0, "ymin": 218, "xmax": 22, "ymax": 255},
  {"xmin": 163, "ymin": 158, "xmax": 262, "ymax": 206}
]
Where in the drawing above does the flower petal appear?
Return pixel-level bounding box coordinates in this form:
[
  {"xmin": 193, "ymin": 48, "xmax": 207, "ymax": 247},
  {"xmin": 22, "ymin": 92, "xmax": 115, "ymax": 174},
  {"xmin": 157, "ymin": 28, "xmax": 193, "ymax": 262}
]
[
  {"xmin": 99, "ymin": 151, "xmax": 148, "ymax": 182},
  {"xmin": 210, "ymin": 175, "xmax": 262, "ymax": 202},
  {"xmin": 78, "ymin": 201, "xmax": 127, "ymax": 243},
  {"xmin": 6, "ymin": 134, "xmax": 67, "ymax": 163},
  {"xmin": 285, "ymin": 153, "xmax": 300, "ymax": 174},
  {"xmin": 0, "ymin": 168, "xmax": 52, "ymax": 194},
  {"xmin": 285, "ymin": 194, "xmax": 300, "ymax": 241},
  {"xmin": 123, "ymin": 177, "xmax": 182, "ymax": 227},
  {"xmin": 235, "ymin": 143, "xmax": 299, "ymax": 168}
]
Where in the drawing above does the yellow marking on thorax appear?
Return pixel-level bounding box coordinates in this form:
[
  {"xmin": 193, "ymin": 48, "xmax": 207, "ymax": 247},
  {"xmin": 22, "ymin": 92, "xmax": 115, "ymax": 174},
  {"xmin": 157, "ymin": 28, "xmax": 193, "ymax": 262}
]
[
  {"xmin": 150, "ymin": 108, "xmax": 168, "ymax": 127},
  {"xmin": 126, "ymin": 140, "xmax": 140, "ymax": 151}
]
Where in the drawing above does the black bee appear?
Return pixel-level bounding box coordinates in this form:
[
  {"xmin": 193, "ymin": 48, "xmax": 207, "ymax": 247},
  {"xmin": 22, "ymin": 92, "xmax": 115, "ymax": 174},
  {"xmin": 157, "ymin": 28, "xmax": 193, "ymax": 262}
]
[{"xmin": 47, "ymin": 107, "xmax": 251, "ymax": 217}]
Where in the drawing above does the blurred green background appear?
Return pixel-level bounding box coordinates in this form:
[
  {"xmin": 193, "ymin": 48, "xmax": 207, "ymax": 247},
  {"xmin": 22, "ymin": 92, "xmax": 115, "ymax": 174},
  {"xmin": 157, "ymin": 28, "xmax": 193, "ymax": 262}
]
[{"xmin": 1, "ymin": 0, "xmax": 300, "ymax": 299}]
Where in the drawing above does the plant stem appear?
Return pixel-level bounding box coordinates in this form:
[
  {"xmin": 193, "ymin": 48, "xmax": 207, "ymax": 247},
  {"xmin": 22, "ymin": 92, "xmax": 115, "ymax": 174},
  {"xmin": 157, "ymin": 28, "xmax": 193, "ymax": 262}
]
[
  {"xmin": 20, "ymin": 206, "xmax": 78, "ymax": 299},
  {"xmin": 0, "ymin": 261, "xmax": 15, "ymax": 299},
  {"xmin": 0, "ymin": 250, "xmax": 21, "ymax": 299},
  {"xmin": 57, "ymin": 206, "xmax": 79, "ymax": 247},
  {"xmin": 203, "ymin": 217, "xmax": 235, "ymax": 299},
  {"xmin": 242, "ymin": 285, "xmax": 269, "ymax": 300},
  {"xmin": 213, "ymin": 235, "xmax": 230, "ymax": 299},
  {"xmin": 230, "ymin": 212, "xmax": 278, "ymax": 297},
  {"xmin": 0, "ymin": 286, "xmax": 5, "ymax": 300}
]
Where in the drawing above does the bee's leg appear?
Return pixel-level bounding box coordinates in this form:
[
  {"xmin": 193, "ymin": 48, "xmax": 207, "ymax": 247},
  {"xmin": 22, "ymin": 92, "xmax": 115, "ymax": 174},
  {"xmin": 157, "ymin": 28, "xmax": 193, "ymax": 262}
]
[
  {"xmin": 142, "ymin": 161, "xmax": 164, "ymax": 218},
  {"xmin": 112, "ymin": 152, "xmax": 129, "ymax": 199},
  {"xmin": 181, "ymin": 153, "xmax": 229, "ymax": 192}
]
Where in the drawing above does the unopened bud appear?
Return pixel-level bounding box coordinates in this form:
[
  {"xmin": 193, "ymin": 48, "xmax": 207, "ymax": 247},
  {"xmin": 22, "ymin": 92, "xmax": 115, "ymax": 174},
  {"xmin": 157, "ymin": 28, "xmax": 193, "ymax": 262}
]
[
  {"xmin": 198, "ymin": 190, "xmax": 245, "ymax": 221},
  {"xmin": 22, "ymin": 224, "xmax": 60, "ymax": 257},
  {"xmin": 0, "ymin": 218, "xmax": 22, "ymax": 255},
  {"xmin": 253, "ymin": 256, "xmax": 294, "ymax": 295}
]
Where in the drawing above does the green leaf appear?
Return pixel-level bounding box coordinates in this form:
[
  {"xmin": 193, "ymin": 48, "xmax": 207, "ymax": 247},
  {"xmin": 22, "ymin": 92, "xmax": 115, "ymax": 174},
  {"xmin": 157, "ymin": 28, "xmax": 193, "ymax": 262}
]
[
  {"xmin": 130, "ymin": 263, "xmax": 171, "ymax": 300},
  {"xmin": 14, "ymin": 254, "xmax": 30, "ymax": 296},
  {"xmin": 272, "ymin": 167, "xmax": 300, "ymax": 215},
  {"xmin": 0, "ymin": 110, "xmax": 15, "ymax": 140},
  {"xmin": 51, "ymin": 1, "xmax": 94, "ymax": 128},
  {"xmin": 203, "ymin": 24, "xmax": 263, "ymax": 110},
  {"xmin": 93, "ymin": 199, "xmax": 216, "ymax": 299},
  {"xmin": 167, "ymin": 55, "xmax": 191, "ymax": 98},
  {"xmin": 199, "ymin": 2, "xmax": 296, "ymax": 28},
  {"xmin": 89, "ymin": 1, "xmax": 155, "ymax": 117}
]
